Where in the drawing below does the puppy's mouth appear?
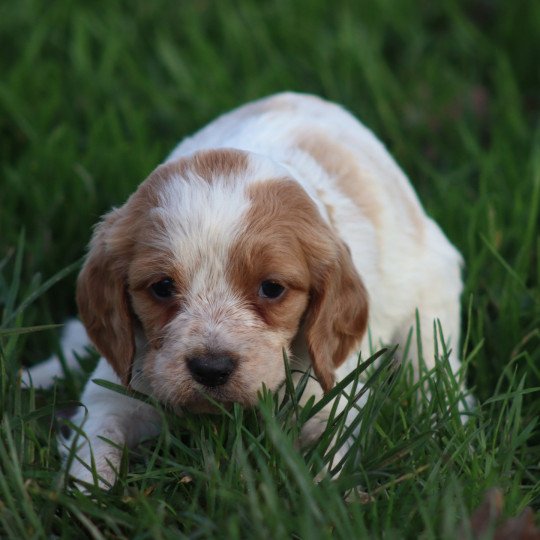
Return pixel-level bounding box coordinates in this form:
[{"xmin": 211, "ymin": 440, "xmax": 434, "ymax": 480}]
[{"xmin": 179, "ymin": 383, "xmax": 255, "ymax": 413}]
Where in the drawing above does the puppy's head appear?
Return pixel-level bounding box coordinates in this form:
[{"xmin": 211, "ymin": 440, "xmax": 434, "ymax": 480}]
[{"xmin": 77, "ymin": 149, "xmax": 368, "ymax": 411}]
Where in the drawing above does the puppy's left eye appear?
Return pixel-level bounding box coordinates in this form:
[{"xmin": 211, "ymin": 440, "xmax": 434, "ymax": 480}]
[
  {"xmin": 151, "ymin": 278, "xmax": 176, "ymax": 299},
  {"xmin": 259, "ymin": 280, "xmax": 285, "ymax": 299}
]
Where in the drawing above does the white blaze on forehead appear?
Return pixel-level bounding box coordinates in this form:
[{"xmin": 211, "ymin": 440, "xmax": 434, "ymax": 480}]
[{"xmin": 156, "ymin": 174, "xmax": 250, "ymax": 283}]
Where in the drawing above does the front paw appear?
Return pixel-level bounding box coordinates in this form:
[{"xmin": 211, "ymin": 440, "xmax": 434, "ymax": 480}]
[
  {"xmin": 58, "ymin": 420, "xmax": 124, "ymax": 490},
  {"xmin": 64, "ymin": 443, "xmax": 122, "ymax": 490}
]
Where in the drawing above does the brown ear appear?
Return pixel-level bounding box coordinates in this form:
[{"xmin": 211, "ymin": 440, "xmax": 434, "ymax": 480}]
[
  {"xmin": 304, "ymin": 241, "xmax": 368, "ymax": 392},
  {"xmin": 76, "ymin": 209, "xmax": 135, "ymax": 385}
]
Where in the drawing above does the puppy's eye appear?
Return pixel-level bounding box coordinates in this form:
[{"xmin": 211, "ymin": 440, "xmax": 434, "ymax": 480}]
[
  {"xmin": 259, "ymin": 280, "xmax": 285, "ymax": 299},
  {"xmin": 150, "ymin": 278, "xmax": 175, "ymax": 299}
]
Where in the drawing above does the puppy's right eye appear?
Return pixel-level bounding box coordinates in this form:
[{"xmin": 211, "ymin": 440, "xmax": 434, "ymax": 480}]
[{"xmin": 150, "ymin": 278, "xmax": 175, "ymax": 299}]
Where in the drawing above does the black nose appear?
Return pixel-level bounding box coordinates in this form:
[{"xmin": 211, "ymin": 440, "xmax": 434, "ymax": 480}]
[{"xmin": 186, "ymin": 353, "xmax": 236, "ymax": 387}]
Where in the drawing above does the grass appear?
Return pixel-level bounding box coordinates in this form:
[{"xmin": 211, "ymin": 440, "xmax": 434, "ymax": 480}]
[{"xmin": 1, "ymin": 0, "xmax": 539, "ymax": 537}]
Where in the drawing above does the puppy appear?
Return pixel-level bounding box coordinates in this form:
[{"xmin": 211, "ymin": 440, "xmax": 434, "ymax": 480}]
[{"xmin": 26, "ymin": 92, "xmax": 468, "ymax": 488}]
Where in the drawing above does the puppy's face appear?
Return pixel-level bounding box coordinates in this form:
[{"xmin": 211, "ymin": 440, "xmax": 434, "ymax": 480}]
[{"xmin": 77, "ymin": 150, "xmax": 368, "ymax": 411}]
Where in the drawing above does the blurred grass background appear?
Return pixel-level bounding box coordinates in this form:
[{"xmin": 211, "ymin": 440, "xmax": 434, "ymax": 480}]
[{"xmin": 1, "ymin": 0, "xmax": 539, "ymax": 537}]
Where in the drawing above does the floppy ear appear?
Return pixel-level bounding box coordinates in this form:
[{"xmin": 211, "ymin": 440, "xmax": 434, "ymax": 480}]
[
  {"xmin": 76, "ymin": 209, "xmax": 135, "ymax": 385},
  {"xmin": 304, "ymin": 241, "xmax": 369, "ymax": 392}
]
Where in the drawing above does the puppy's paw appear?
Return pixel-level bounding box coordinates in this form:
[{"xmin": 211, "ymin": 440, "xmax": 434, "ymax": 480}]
[
  {"xmin": 65, "ymin": 445, "xmax": 122, "ymax": 491},
  {"xmin": 59, "ymin": 424, "xmax": 124, "ymax": 491}
]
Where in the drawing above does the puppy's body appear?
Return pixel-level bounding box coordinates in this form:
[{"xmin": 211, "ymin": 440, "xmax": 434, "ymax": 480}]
[
  {"xmin": 28, "ymin": 93, "xmax": 465, "ymax": 487},
  {"xmin": 165, "ymin": 92, "xmax": 462, "ymax": 378}
]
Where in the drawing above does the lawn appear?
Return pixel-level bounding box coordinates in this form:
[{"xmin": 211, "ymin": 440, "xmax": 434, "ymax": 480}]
[{"xmin": 1, "ymin": 0, "xmax": 539, "ymax": 538}]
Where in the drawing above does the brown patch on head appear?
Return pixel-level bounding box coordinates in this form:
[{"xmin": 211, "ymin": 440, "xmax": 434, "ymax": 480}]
[
  {"xmin": 183, "ymin": 148, "xmax": 250, "ymax": 184},
  {"xmin": 227, "ymin": 181, "xmax": 312, "ymax": 341},
  {"xmin": 153, "ymin": 148, "xmax": 249, "ymax": 187},
  {"xmin": 228, "ymin": 179, "xmax": 369, "ymax": 392}
]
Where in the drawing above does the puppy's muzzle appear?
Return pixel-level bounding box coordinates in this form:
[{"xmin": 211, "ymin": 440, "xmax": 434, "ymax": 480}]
[{"xmin": 186, "ymin": 353, "xmax": 237, "ymax": 387}]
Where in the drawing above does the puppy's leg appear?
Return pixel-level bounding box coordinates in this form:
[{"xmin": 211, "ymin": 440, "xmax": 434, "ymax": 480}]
[
  {"xmin": 22, "ymin": 319, "xmax": 89, "ymax": 388},
  {"xmin": 396, "ymin": 266, "xmax": 474, "ymax": 412},
  {"xmin": 296, "ymin": 367, "xmax": 369, "ymax": 477},
  {"xmin": 400, "ymin": 306, "xmax": 462, "ymax": 379},
  {"xmin": 61, "ymin": 358, "xmax": 160, "ymax": 489}
]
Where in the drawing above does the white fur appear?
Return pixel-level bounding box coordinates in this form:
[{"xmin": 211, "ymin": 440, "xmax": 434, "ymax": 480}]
[
  {"xmin": 157, "ymin": 174, "xmax": 250, "ymax": 269},
  {"xmin": 60, "ymin": 358, "xmax": 160, "ymax": 489},
  {"xmin": 27, "ymin": 92, "xmax": 471, "ymax": 488},
  {"xmin": 22, "ymin": 320, "xmax": 89, "ymax": 388}
]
